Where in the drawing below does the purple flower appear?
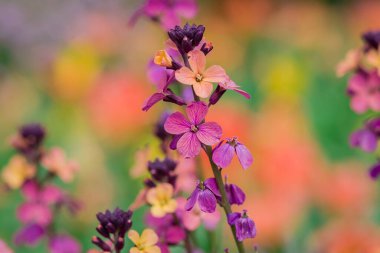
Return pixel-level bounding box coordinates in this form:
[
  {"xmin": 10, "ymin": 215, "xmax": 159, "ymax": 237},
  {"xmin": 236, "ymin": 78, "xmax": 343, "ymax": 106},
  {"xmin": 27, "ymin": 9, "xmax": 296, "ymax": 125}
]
[
  {"xmin": 369, "ymin": 162, "xmax": 380, "ymax": 180},
  {"xmin": 130, "ymin": 0, "xmax": 197, "ymax": 30},
  {"xmin": 362, "ymin": 30, "xmax": 380, "ymax": 50},
  {"xmin": 48, "ymin": 235, "xmax": 81, "ymax": 253},
  {"xmin": 227, "ymin": 210, "xmax": 256, "ymax": 242},
  {"xmin": 164, "ymin": 101, "xmax": 222, "ymax": 158},
  {"xmin": 14, "ymin": 223, "xmax": 44, "ymax": 246},
  {"xmin": 225, "ymin": 179, "xmax": 246, "ymax": 206},
  {"xmin": 350, "ymin": 117, "xmax": 380, "ymax": 152},
  {"xmin": 185, "ymin": 178, "xmax": 221, "ymax": 213},
  {"xmin": 212, "ymin": 137, "xmax": 253, "ymax": 169}
]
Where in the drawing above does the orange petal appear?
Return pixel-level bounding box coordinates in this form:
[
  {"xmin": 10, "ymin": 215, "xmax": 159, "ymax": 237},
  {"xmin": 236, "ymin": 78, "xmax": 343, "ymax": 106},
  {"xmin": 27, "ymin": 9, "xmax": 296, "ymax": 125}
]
[
  {"xmin": 188, "ymin": 50, "xmax": 206, "ymax": 74},
  {"xmin": 203, "ymin": 65, "xmax": 227, "ymax": 83},
  {"xmin": 175, "ymin": 67, "xmax": 196, "ymax": 85},
  {"xmin": 193, "ymin": 81, "xmax": 213, "ymax": 98}
]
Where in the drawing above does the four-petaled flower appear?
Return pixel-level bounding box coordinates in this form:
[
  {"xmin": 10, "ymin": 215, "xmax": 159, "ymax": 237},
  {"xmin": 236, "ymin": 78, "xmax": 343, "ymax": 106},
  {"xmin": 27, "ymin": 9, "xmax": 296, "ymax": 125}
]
[
  {"xmin": 227, "ymin": 210, "xmax": 256, "ymax": 242},
  {"xmin": 185, "ymin": 178, "xmax": 221, "ymax": 213},
  {"xmin": 175, "ymin": 50, "xmax": 226, "ymax": 98},
  {"xmin": 212, "ymin": 137, "xmax": 253, "ymax": 169},
  {"xmin": 164, "ymin": 101, "xmax": 222, "ymax": 158},
  {"xmin": 146, "ymin": 183, "xmax": 177, "ymax": 217},
  {"xmin": 128, "ymin": 229, "xmax": 161, "ymax": 253}
]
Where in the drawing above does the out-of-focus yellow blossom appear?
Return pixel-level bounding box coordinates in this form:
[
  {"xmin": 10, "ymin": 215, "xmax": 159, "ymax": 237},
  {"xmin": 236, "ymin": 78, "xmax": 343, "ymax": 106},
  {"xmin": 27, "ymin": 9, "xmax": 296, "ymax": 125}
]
[
  {"xmin": 146, "ymin": 183, "xmax": 177, "ymax": 217},
  {"xmin": 128, "ymin": 229, "xmax": 161, "ymax": 253},
  {"xmin": 51, "ymin": 43, "xmax": 101, "ymax": 101},
  {"xmin": 1, "ymin": 155, "xmax": 36, "ymax": 189},
  {"xmin": 154, "ymin": 50, "xmax": 172, "ymax": 67}
]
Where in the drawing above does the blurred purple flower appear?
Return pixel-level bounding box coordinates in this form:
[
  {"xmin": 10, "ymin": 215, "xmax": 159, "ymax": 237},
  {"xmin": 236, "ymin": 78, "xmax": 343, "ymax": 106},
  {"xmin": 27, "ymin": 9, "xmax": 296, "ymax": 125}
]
[
  {"xmin": 369, "ymin": 162, "xmax": 380, "ymax": 180},
  {"xmin": 130, "ymin": 0, "xmax": 197, "ymax": 30},
  {"xmin": 212, "ymin": 137, "xmax": 253, "ymax": 169},
  {"xmin": 164, "ymin": 101, "xmax": 222, "ymax": 158},
  {"xmin": 362, "ymin": 30, "xmax": 380, "ymax": 51},
  {"xmin": 17, "ymin": 202, "xmax": 52, "ymax": 227},
  {"xmin": 227, "ymin": 210, "xmax": 256, "ymax": 242},
  {"xmin": 350, "ymin": 117, "xmax": 380, "ymax": 152},
  {"xmin": 14, "ymin": 224, "xmax": 45, "ymax": 246},
  {"xmin": 225, "ymin": 180, "xmax": 246, "ymax": 206},
  {"xmin": 48, "ymin": 235, "xmax": 81, "ymax": 253},
  {"xmin": 185, "ymin": 178, "xmax": 221, "ymax": 213}
]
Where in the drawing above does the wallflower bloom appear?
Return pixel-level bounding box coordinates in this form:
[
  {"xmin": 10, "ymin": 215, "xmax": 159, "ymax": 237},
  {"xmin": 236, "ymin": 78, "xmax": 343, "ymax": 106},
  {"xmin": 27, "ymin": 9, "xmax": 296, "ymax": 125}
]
[
  {"xmin": 128, "ymin": 229, "xmax": 161, "ymax": 253},
  {"xmin": 350, "ymin": 117, "xmax": 380, "ymax": 152},
  {"xmin": 42, "ymin": 147, "xmax": 78, "ymax": 183},
  {"xmin": 175, "ymin": 50, "xmax": 226, "ymax": 98},
  {"xmin": 227, "ymin": 210, "xmax": 256, "ymax": 242},
  {"xmin": 48, "ymin": 235, "xmax": 81, "ymax": 253},
  {"xmin": 212, "ymin": 137, "xmax": 253, "ymax": 169},
  {"xmin": 347, "ymin": 70, "xmax": 380, "ymax": 113},
  {"xmin": 185, "ymin": 178, "xmax": 221, "ymax": 213},
  {"xmin": 146, "ymin": 183, "xmax": 177, "ymax": 217},
  {"xmin": 164, "ymin": 101, "xmax": 222, "ymax": 158},
  {"xmin": 1, "ymin": 155, "xmax": 36, "ymax": 189}
]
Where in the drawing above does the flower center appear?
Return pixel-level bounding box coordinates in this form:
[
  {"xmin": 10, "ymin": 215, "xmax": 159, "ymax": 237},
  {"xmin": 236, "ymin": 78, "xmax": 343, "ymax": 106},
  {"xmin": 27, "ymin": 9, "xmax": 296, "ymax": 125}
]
[
  {"xmin": 195, "ymin": 73, "xmax": 203, "ymax": 82},
  {"xmin": 191, "ymin": 125, "xmax": 198, "ymax": 132}
]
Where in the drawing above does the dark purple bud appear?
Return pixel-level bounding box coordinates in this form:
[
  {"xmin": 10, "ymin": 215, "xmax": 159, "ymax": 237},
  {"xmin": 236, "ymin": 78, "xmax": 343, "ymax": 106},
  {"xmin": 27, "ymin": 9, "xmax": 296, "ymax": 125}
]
[
  {"xmin": 144, "ymin": 178, "xmax": 156, "ymax": 188},
  {"xmin": 201, "ymin": 41, "xmax": 213, "ymax": 55},
  {"xmin": 209, "ymin": 85, "xmax": 227, "ymax": 106},
  {"xmin": 362, "ymin": 30, "xmax": 380, "ymax": 50},
  {"xmin": 92, "ymin": 236, "xmax": 111, "ymax": 251},
  {"xmin": 105, "ymin": 222, "xmax": 116, "ymax": 233},
  {"xmin": 19, "ymin": 123, "xmax": 46, "ymax": 148},
  {"xmin": 369, "ymin": 162, "xmax": 380, "ymax": 180},
  {"xmin": 96, "ymin": 225, "xmax": 109, "ymax": 238},
  {"xmin": 148, "ymin": 158, "xmax": 177, "ymax": 184},
  {"xmin": 163, "ymin": 89, "xmax": 186, "ymax": 106},
  {"xmin": 115, "ymin": 237, "xmax": 124, "ymax": 250},
  {"xmin": 168, "ymin": 24, "xmax": 206, "ymax": 53},
  {"xmin": 181, "ymin": 37, "xmax": 193, "ymax": 53}
]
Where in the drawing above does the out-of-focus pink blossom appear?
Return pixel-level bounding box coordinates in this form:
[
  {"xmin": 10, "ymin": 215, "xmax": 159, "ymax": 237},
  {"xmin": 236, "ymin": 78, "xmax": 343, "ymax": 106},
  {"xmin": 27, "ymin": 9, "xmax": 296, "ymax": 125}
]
[
  {"xmin": 48, "ymin": 235, "xmax": 81, "ymax": 253},
  {"xmin": 0, "ymin": 239, "xmax": 13, "ymax": 253},
  {"xmin": 42, "ymin": 147, "xmax": 78, "ymax": 183}
]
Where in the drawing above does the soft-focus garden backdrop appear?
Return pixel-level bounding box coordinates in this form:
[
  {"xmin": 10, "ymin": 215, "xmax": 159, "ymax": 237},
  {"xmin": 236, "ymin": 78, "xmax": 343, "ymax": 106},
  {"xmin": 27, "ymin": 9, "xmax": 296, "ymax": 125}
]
[{"xmin": 1, "ymin": 0, "xmax": 380, "ymax": 252}]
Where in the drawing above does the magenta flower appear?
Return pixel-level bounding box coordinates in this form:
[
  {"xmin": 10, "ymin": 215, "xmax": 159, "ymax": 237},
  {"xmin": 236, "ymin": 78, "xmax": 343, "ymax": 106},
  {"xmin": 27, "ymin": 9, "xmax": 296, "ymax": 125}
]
[
  {"xmin": 164, "ymin": 101, "xmax": 222, "ymax": 158},
  {"xmin": 225, "ymin": 180, "xmax": 246, "ymax": 206},
  {"xmin": 130, "ymin": 0, "xmax": 197, "ymax": 30},
  {"xmin": 48, "ymin": 235, "xmax": 81, "ymax": 253},
  {"xmin": 350, "ymin": 117, "xmax": 380, "ymax": 152},
  {"xmin": 347, "ymin": 70, "xmax": 380, "ymax": 113},
  {"xmin": 212, "ymin": 137, "xmax": 253, "ymax": 169},
  {"xmin": 185, "ymin": 178, "xmax": 221, "ymax": 213},
  {"xmin": 227, "ymin": 210, "xmax": 256, "ymax": 242}
]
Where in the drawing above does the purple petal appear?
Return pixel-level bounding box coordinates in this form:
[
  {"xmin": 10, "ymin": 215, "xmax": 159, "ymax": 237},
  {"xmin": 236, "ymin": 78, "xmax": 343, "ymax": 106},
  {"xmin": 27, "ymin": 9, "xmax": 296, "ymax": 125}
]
[
  {"xmin": 142, "ymin": 93, "xmax": 165, "ymax": 111},
  {"xmin": 196, "ymin": 122, "xmax": 222, "ymax": 146},
  {"xmin": 226, "ymin": 184, "xmax": 246, "ymax": 205},
  {"xmin": 350, "ymin": 129, "xmax": 378, "ymax": 152},
  {"xmin": 198, "ymin": 190, "xmax": 217, "ymax": 213},
  {"xmin": 185, "ymin": 188, "xmax": 200, "ymax": 211},
  {"xmin": 369, "ymin": 163, "xmax": 380, "ymax": 180},
  {"xmin": 236, "ymin": 217, "xmax": 256, "ymax": 241},
  {"xmin": 174, "ymin": 0, "xmax": 197, "ymax": 18},
  {"xmin": 161, "ymin": 9, "xmax": 180, "ymax": 30},
  {"xmin": 212, "ymin": 143, "xmax": 235, "ymax": 168},
  {"xmin": 165, "ymin": 226, "xmax": 186, "ymax": 244},
  {"xmin": 177, "ymin": 132, "xmax": 201, "ymax": 158},
  {"xmin": 21, "ymin": 180, "xmax": 39, "ymax": 201},
  {"xmin": 49, "ymin": 235, "xmax": 81, "ymax": 253},
  {"xmin": 164, "ymin": 112, "xmax": 191, "ymax": 134},
  {"xmin": 14, "ymin": 224, "xmax": 44, "ymax": 246},
  {"xmin": 147, "ymin": 61, "xmax": 169, "ymax": 90},
  {"xmin": 186, "ymin": 101, "xmax": 208, "ymax": 125},
  {"xmin": 204, "ymin": 178, "xmax": 221, "ymax": 197},
  {"xmin": 235, "ymin": 143, "xmax": 253, "ymax": 169},
  {"xmin": 163, "ymin": 89, "xmax": 186, "ymax": 106},
  {"xmin": 233, "ymin": 88, "xmax": 251, "ymax": 99},
  {"xmin": 17, "ymin": 202, "xmax": 52, "ymax": 226},
  {"xmin": 227, "ymin": 212, "xmax": 241, "ymax": 225},
  {"xmin": 170, "ymin": 134, "xmax": 182, "ymax": 150}
]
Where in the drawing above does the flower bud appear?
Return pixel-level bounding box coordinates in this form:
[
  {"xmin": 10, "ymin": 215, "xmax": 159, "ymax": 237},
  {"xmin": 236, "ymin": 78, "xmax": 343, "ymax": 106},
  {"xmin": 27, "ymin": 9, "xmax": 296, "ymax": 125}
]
[{"xmin": 154, "ymin": 50, "xmax": 172, "ymax": 67}]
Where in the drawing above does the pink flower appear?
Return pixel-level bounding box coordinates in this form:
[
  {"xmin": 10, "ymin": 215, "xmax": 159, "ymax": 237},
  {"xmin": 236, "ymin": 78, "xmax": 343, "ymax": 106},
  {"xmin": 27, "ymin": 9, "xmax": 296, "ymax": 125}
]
[
  {"xmin": 48, "ymin": 235, "xmax": 81, "ymax": 253},
  {"xmin": 212, "ymin": 137, "xmax": 253, "ymax": 169},
  {"xmin": 175, "ymin": 50, "xmax": 226, "ymax": 98},
  {"xmin": 347, "ymin": 70, "xmax": 380, "ymax": 114},
  {"xmin": 0, "ymin": 239, "xmax": 13, "ymax": 253},
  {"xmin": 164, "ymin": 101, "xmax": 222, "ymax": 157},
  {"xmin": 42, "ymin": 147, "xmax": 78, "ymax": 183}
]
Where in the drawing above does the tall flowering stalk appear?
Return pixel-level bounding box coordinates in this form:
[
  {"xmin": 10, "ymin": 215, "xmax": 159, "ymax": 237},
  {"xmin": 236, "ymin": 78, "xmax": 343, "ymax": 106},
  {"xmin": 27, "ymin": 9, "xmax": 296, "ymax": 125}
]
[
  {"xmin": 337, "ymin": 30, "xmax": 380, "ymax": 180},
  {"xmin": 1, "ymin": 123, "xmax": 80, "ymax": 253}
]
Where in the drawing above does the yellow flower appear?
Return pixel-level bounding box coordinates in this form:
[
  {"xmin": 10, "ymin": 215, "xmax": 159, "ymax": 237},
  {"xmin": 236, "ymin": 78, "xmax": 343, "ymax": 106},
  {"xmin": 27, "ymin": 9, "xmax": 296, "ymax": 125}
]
[
  {"xmin": 128, "ymin": 229, "xmax": 161, "ymax": 253},
  {"xmin": 146, "ymin": 183, "xmax": 177, "ymax": 217},
  {"xmin": 154, "ymin": 50, "xmax": 172, "ymax": 68},
  {"xmin": 1, "ymin": 155, "xmax": 36, "ymax": 189}
]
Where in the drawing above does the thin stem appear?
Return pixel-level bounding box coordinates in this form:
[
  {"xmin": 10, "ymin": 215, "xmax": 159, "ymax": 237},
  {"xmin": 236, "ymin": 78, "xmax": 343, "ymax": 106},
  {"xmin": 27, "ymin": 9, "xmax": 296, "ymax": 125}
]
[
  {"xmin": 204, "ymin": 145, "xmax": 245, "ymax": 253},
  {"xmin": 184, "ymin": 231, "xmax": 193, "ymax": 253}
]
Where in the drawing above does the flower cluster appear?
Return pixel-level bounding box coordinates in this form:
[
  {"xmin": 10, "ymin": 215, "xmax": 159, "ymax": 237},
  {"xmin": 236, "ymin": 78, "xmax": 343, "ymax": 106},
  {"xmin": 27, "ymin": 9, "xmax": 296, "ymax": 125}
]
[
  {"xmin": 337, "ymin": 30, "xmax": 380, "ymax": 179},
  {"xmin": 1, "ymin": 123, "xmax": 80, "ymax": 252}
]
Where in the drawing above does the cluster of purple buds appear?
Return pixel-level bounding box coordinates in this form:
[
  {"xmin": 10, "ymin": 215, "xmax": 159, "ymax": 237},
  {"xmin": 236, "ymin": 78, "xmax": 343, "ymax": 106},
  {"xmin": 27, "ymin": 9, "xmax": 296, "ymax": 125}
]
[
  {"xmin": 168, "ymin": 24, "xmax": 205, "ymax": 54},
  {"xmin": 362, "ymin": 31, "xmax": 380, "ymax": 51},
  {"xmin": 92, "ymin": 208, "xmax": 133, "ymax": 252},
  {"xmin": 148, "ymin": 158, "xmax": 177, "ymax": 186}
]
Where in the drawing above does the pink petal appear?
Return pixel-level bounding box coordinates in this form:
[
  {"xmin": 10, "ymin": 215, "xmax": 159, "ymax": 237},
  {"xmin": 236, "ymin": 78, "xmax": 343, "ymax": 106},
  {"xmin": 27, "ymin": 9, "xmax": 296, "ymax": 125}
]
[
  {"xmin": 233, "ymin": 88, "xmax": 251, "ymax": 99},
  {"xmin": 17, "ymin": 202, "xmax": 52, "ymax": 226},
  {"xmin": 182, "ymin": 211, "xmax": 201, "ymax": 231},
  {"xmin": 164, "ymin": 112, "xmax": 191, "ymax": 134},
  {"xmin": 165, "ymin": 226, "xmax": 186, "ymax": 244},
  {"xmin": 186, "ymin": 101, "xmax": 208, "ymax": 125},
  {"xmin": 147, "ymin": 61, "xmax": 169, "ymax": 90},
  {"xmin": 196, "ymin": 122, "xmax": 222, "ymax": 146},
  {"xmin": 161, "ymin": 9, "xmax": 180, "ymax": 30},
  {"xmin": 21, "ymin": 181, "xmax": 39, "ymax": 202},
  {"xmin": 235, "ymin": 143, "xmax": 253, "ymax": 170},
  {"xmin": 177, "ymin": 132, "xmax": 201, "ymax": 158},
  {"xmin": 193, "ymin": 81, "xmax": 214, "ymax": 98},
  {"xmin": 369, "ymin": 93, "xmax": 380, "ymax": 111},
  {"xmin": 201, "ymin": 208, "xmax": 221, "ymax": 230},
  {"xmin": 174, "ymin": 0, "xmax": 197, "ymax": 18},
  {"xmin": 188, "ymin": 50, "xmax": 206, "ymax": 74},
  {"xmin": 142, "ymin": 93, "xmax": 165, "ymax": 111},
  {"xmin": 203, "ymin": 65, "xmax": 226, "ymax": 83},
  {"xmin": 350, "ymin": 96, "xmax": 368, "ymax": 114},
  {"xmin": 212, "ymin": 143, "xmax": 235, "ymax": 168},
  {"xmin": 40, "ymin": 185, "xmax": 63, "ymax": 205},
  {"xmin": 175, "ymin": 67, "xmax": 196, "ymax": 85}
]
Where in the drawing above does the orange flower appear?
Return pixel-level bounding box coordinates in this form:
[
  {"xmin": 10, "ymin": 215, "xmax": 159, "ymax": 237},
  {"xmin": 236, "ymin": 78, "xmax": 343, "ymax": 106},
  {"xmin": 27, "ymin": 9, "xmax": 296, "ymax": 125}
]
[{"xmin": 42, "ymin": 147, "xmax": 78, "ymax": 183}]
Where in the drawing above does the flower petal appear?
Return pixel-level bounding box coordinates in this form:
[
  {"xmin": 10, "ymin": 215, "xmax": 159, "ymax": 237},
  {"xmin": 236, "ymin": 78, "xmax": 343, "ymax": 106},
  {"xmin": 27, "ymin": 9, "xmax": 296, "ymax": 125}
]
[
  {"xmin": 165, "ymin": 226, "xmax": 186, "ymax": 244},
  {"xmin": 177, "ymin": 132, "xmax": 201, "ymax": 158},
  {"xmin": 128, "ymin": 230, "xmax": 140, "ymax": 245},
  {"xmin": 235, "ymin": 143, "xmax": 253, "ymax": 169},
  {"xmin": 196, "ymin": 122, "xmax": 222, "ymax": 146},
  {"xmin": 185, "ymin": 188, "xmax": 200, "ymax": 211},
  {"xmin": 212, "ymin": 143, "xmax": 235, "ymax": 168},
  {"xmin": 145, "ymin": 245, "xmax": 161, "ymax": 253},
  {"xmin": 142, "ymin": 93, "xmax": 165, "ymax": 111},
  {"xmin": 164, "ymin": 112, "xmax": 191, "ymax": 134},
  {"xmin": 233, "ymin": 88, "xmax": 251, "ymax": 99},
  {"xmin": 174, "ymin": 0, "xmax": 197, "ymax": 18},
  {"xmin": 227, "ymin": 212, "xmax": 241, "ymax": 225},
  {"xmin": 193, "ymin": 81, "xmax": 214, "ymax": 98},
  {"xmin": 350, "ymin": 129, "xmax": 377, "ymax": 152},
  {"xmin": 186, "ymin": 101, "xmax": 208, "ymax": 125},
  {"xmin": 204, "ymin": 178, "xmax": 221, "ymax": 197},
  {"xmin": 203, "ymin": 65, "xmax": 226, "ymax": 83},
  {"xmin": 14, "ymin": 224, "xmax": 44, "ymax": 246},
  {"xmin": 141, "ymin": 229, "xmax": 159, "ymax": 246},
  {"xmin": 188, "ymin": 50, "xmax": 206, "ymax": 74},
  {"xmin": 175, "ymin": 67, "xmax": 196, "ymax": 85},
  {"xmin": 226, "ymin": 183, "xmax": 246, "ymax": 205},
  {"xmin": 198, "ymin": 190, "xmax": 217, "ymax": 213}
]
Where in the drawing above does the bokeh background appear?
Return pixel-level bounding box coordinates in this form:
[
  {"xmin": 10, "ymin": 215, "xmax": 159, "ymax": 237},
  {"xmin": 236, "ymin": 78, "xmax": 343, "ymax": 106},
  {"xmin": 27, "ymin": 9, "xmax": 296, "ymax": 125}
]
[{"xmin": 1, "ymin": 0, "xmax": 380, "ymax": 252}]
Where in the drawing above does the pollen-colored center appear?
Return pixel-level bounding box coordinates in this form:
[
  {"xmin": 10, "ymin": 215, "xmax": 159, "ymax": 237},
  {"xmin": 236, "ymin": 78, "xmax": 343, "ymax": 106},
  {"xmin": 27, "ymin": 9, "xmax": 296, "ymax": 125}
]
[
  {"xmin": 195, "ymin": 73, "xmax": 203, "ymax": 82},
  {"xmin": 191, "ymin": 125, "xmax": 198, "ymax": 132}
]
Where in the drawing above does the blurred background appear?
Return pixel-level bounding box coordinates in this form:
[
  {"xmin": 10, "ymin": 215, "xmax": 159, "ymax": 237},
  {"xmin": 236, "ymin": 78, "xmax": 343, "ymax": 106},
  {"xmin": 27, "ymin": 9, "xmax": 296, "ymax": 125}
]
[{"xmin": 1, "ymin": 0, "xmax": 380, "ymax": 252}]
